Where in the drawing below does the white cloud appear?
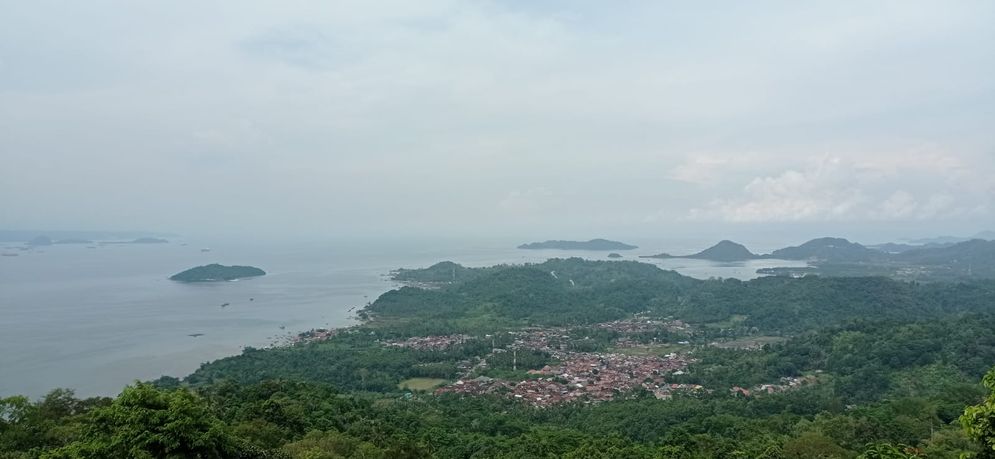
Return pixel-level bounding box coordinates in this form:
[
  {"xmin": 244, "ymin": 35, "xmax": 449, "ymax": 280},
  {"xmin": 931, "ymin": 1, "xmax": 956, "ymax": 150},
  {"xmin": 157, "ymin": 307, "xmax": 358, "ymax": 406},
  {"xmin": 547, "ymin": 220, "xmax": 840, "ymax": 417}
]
[
  {"xmin": 686, "ymin": 152, "xmax": 993, "ymax": 222},
  {"xmin": 1, "ymin": 2, "xmax": 994, "ymax": 236}
]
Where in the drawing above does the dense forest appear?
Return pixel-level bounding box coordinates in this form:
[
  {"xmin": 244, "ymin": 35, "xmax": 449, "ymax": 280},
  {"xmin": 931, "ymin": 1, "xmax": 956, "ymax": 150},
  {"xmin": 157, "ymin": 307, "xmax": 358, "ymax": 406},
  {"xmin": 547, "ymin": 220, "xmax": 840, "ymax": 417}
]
[{"xmin": 3, "ymin": 258, "xmax": 995, "ymax": 458}]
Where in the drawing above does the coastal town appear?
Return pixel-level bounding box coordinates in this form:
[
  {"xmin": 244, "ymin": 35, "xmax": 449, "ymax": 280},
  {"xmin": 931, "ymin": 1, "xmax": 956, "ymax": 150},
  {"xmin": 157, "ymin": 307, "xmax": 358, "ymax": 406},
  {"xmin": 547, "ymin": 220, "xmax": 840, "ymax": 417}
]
[{"xmin": 286, "ymin": 317, "xmax": 816, "ymax": 407}]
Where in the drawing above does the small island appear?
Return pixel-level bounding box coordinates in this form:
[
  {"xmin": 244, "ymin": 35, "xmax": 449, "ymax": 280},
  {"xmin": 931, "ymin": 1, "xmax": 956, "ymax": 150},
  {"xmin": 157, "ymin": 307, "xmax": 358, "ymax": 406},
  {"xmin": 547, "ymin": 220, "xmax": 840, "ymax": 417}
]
[
  {"xmin": 518, "ymin": 239, "xmax": 638, "ymax": 251},
  {"xmin": 169, "ymin": 264, "xmax": 266, "ymax": 282},
  {"xmin": 607, "ymin": 253, "xmax": 623, "ymax": 258}
]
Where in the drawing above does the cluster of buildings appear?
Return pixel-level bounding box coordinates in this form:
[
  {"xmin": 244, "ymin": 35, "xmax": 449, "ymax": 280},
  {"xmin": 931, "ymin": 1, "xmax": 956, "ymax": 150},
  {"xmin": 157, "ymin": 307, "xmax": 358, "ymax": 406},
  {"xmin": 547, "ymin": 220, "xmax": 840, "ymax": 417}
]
[
  {"xmin": 437, "ymin": 350, "xmax": 696, "ymax": 407},
  {"xmin": 507, "ymin": 327, "xmax": 572, "ymax": 352},
  {"xmin": 427, "ymin": 319, "xmax": 706, "ymax": 406},
  {"xmin": 383, "ymin": 334, "xmax": 471, "ymax": 350},
  {"xmin": 293, "ymin": 328, "xmax": 340, "ymax": 344},
  {"xmin": 594, "ymin": 318, "xmax": 690, "ymax": 334}
]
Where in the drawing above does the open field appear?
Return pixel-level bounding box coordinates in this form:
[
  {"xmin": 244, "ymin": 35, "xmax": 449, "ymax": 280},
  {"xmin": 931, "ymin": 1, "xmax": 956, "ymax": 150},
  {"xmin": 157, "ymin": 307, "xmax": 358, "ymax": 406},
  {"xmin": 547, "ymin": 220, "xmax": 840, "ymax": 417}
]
[
  {"xmin": 397, "ymin": 378, "xmax": 448, "ymax": 391},
  {"xmin": 703, "ymin": 314, "xmax": 748, "ymax": 329},
  {"xmin": 711, "ymin": 336, "xmax": 787, "ymax": 349},
  {"xmin": 609, "ymin": 343, "xmax": 689, "ymax": 356}
]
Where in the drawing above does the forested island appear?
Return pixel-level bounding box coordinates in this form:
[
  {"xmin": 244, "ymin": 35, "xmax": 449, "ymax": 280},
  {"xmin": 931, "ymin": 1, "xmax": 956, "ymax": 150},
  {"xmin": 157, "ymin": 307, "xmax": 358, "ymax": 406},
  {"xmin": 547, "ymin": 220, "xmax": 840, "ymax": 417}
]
[
  {"xmin": 169, "ymin": 264, "xmax": 266, "ymax": 282},
  {"xmin": 518, "ymin": 238, "xmax": 638, "ymax": 250},
  {"xmin": 5, "ymin": 257, "xmax": 995, "ymax": 457}
]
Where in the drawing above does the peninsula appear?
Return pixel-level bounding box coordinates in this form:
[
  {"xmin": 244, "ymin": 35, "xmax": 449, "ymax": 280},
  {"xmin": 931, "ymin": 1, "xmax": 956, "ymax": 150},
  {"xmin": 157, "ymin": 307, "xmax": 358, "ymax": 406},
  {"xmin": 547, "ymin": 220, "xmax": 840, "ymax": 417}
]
[
  {"xmin": 169, "ymin": 264, "xmax": 265, "ymax": 282},
  {"xmin": 518, "ymin": 238, "xmax": 638, "ymax": 251}
]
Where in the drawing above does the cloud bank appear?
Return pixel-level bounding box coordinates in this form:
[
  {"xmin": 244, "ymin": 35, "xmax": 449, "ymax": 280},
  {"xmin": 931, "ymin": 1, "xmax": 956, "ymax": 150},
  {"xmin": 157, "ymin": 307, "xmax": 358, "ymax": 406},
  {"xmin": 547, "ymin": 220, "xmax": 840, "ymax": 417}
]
[{"xmin": 1, "ymin": 1, "xmax": 993, "ymax": 239}]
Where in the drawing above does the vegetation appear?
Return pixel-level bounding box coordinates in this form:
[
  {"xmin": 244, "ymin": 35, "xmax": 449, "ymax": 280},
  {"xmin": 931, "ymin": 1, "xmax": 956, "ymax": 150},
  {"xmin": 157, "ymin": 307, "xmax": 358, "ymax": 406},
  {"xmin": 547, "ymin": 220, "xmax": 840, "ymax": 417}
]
[{"xmin": 169, "ymin": 264, "xmax": 266, "ymax": 282}]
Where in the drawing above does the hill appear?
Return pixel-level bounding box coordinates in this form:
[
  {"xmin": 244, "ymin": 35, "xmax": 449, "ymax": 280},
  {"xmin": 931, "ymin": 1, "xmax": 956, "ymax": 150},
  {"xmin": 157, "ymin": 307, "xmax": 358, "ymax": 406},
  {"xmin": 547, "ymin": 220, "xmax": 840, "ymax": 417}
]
[
  {"xmin": 169, "ymin": 264, "xmax": 266, "ymax": 282},
  {"xmin": 643, "ymin": 240, "xmax": 758, "ymax": 261},
  {"xmin": 391, "ymin": 261, "xmax": 503, "ymax": 285},
  {"xmin": 518, "ymin": 238, "xmax": 638, "ymax": 250}
]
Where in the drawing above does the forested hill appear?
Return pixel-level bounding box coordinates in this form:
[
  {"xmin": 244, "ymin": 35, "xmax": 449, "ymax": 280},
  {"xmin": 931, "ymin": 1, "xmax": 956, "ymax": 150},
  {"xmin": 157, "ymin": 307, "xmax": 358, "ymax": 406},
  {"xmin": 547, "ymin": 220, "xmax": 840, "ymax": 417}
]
[{"xmin": 375, "ymin": 258, "xmax": 995, "ymax": 333}]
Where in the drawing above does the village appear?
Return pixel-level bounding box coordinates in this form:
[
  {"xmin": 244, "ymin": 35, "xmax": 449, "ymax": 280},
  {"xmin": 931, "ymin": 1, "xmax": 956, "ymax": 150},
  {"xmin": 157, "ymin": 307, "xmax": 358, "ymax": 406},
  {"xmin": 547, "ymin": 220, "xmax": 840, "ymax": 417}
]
[{"xmin": 292, "ymin": 318, "xmax": 816, "ymax": 407}]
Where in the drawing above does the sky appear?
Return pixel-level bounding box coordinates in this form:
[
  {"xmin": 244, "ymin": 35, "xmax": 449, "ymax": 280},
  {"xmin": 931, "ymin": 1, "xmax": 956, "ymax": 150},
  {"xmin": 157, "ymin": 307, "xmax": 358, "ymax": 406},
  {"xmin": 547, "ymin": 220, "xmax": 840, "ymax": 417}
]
[{"xmin": 2, "ymin": 1, "xmax": 994, "ymax": 243}]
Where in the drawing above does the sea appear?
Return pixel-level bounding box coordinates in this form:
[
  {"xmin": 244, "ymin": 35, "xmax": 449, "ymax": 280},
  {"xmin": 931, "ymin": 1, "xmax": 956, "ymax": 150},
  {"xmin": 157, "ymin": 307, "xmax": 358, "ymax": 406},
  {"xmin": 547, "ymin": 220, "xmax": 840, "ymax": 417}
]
[{"xmin": 0, "ymin": 237, "xmax": 805, "ymax": 399}]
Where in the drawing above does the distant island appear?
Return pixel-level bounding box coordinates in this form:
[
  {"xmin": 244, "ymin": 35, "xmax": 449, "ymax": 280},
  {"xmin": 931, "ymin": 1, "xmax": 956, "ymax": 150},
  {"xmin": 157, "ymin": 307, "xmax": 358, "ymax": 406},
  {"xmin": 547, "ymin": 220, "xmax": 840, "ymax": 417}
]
[
  {"xmin": 518, "ymin": 239, "xmax": 638, "ymax": 251},
  {"xmin": 642, "ymin": 240, "xmax": 758, "ymax": 262},
  {"xmin": 27, "ymin": 236, "xmax": 53, "ymax": 246},
  {"xmin": 54, "ymin": 238, "xmax": 93, "ymax": 244},
  {"xmin": 607, "ymin": 253, "xmax": 623, "ymax": 258},
  {"xmin": 169, "ymin": 264, "xmax": 266, "ymax": 282},
  {"xmin": 132, "ymin": 237, "xmax": 168, "ymax": 244}
]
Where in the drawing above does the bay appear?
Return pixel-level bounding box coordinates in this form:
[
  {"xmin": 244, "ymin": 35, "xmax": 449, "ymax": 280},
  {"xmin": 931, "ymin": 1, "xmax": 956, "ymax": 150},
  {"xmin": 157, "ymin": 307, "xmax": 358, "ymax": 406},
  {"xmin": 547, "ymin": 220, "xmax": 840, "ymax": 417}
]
[{"xmin": 0, "ymin": 238, "xmax": 805, "ymax": 398}]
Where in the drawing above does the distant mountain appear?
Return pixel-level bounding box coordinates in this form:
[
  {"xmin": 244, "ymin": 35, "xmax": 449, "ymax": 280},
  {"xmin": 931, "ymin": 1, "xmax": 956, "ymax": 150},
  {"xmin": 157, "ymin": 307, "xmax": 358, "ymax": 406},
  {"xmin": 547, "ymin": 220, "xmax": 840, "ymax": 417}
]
[
  {"xmin": 643, "ymin": 240, "xmax": 758, "ymax": 262},
  {"xmin": 896, "ymin": 239, "xmax": 995, "ymax": 265},
  {"xmin": 974, "ymin": 230, "xmax": 995, "ymax": 240},
  {"xmin": 170, "ymin": 264, "xmax": 266, "ymax": 282},
  {"xmin": 867, "ymin": 242, "xmax": 954, "ymax": 254},
  {"xmin": 909, "ymin": 231, "xmax": 995, "ymax": 245},
  {"xmin": 518, "ymin": 239, "xmax": 638, "ymax": 251},
  {"xmin": 910, "ymin": 235, "xmax": 971, "ymax": 245},
  {"xmin": 767, "ymin": 237, "xmax": 882, "ymax": 262}
]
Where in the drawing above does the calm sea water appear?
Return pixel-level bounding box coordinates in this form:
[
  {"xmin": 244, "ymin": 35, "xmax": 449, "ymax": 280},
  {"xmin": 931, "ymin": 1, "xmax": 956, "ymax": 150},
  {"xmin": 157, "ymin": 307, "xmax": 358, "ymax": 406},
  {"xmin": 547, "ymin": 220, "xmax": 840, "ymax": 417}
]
[{"xmin": 0, "ymin": 238, "xmax": 804, "ymax": 399}]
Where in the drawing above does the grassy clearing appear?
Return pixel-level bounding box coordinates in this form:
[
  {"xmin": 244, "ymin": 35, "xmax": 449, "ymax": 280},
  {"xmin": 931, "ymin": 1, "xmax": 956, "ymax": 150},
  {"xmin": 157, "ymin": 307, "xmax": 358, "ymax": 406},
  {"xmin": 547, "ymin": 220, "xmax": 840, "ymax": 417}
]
[
  {"xmin": 609, "ymin": 343, "xmax": 689, "ymax": 356},
  {"xmin": 397, "ymin": 378, "xmax": 448, "ymax": 391},
  {"xmin": 703, "ymin": 314, "xmax": 749, "ymax": 329},
  {"xmin": 711, "ymin": 336, "xmax": 787, "ymax": 349}
]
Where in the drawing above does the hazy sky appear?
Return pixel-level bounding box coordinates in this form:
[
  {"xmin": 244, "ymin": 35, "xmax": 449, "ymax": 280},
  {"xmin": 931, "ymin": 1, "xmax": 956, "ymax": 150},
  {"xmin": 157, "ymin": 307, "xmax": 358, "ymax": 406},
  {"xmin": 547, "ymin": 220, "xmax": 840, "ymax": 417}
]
[{"xmin": 2, "ymin": 1, "xmax": 993, "ymax": 242}]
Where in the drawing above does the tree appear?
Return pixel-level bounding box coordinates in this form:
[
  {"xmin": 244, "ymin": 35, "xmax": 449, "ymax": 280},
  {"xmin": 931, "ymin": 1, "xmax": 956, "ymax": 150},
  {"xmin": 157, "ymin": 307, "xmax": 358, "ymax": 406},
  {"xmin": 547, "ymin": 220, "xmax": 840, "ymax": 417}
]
[
  {"xmin": 858, "ymin": 443, "xmax": 924, "ymax": 458},
  {"xmin": 962, "ymin": 367, "xmax": 995, "ymax": 457},
  {"xmin": 42, "ymin": 383, "xmax": 246, "ymax": 459}
]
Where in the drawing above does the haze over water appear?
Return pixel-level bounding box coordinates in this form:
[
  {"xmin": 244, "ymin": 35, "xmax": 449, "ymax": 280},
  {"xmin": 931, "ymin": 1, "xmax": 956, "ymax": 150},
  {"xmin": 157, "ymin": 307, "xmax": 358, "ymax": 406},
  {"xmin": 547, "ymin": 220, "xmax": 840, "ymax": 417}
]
[{"xmin": 0, "ymin": 237, "xmax": 804, "ymax": 398}]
